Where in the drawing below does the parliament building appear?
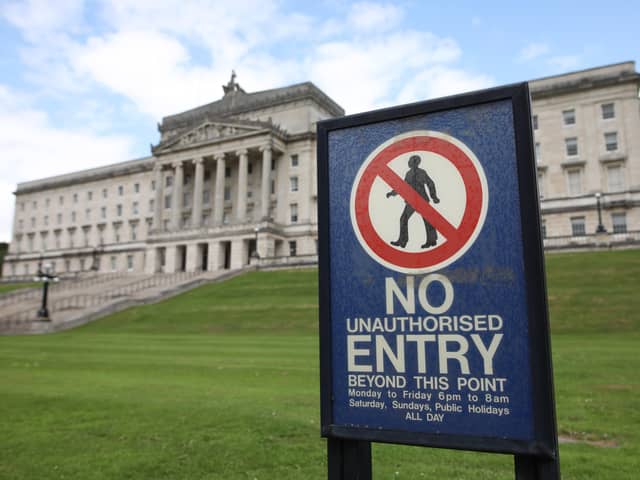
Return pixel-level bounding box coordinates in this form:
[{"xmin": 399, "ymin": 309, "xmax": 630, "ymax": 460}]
[{"xmin": 3, "ymin": 62, "xmax": 639, "ymax": 277}]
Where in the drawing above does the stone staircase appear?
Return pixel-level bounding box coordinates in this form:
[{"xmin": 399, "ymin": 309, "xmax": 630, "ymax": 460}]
[{"xmin": 0, "ymin": 269, "xmax": 243, "ymax": 335}]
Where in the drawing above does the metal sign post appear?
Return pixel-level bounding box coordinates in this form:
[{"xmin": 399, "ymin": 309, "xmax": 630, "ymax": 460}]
[{"xmin": 318, "ymin": 83, "xmax": 560, "ymax": 479}]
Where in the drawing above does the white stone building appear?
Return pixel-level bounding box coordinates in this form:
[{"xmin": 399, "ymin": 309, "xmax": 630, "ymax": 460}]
[{"xmin": 3, "ymin": 62, "xmax": 640, "ymax": 277}]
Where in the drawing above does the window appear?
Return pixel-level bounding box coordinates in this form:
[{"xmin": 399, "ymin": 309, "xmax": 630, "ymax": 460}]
[
  {"xmin": 184, "ymin": 175, "xmax": 191, "ymax": 185},
  {"xmin": 73, "ymin": 193, "xmax": 78, "ymax": 203},
  {"xmin": 134, "ymin": 183, "xmax": 140, "ymax": 193},
  {"xmin": 83, "ymin": 229, "xmax": 90, "ymax": 247},
  {"xmin": 541, "ymin": 220, "xmax": 547, "ymax": 239},
  {"xmin": 45, "ymin": 198, "xmax": 50, "ymax": 207},
  {"xmin": 607, "ymin": 164, "xmax": 624, "ymax": 192},
  {"xmin": 290, "ymin": 176, "xmax": 299, "ymax": 192},
  {"xmin": 611, "ymin": 212, "xmax": 627, "ymax": 234},
  {"xmin": 103, "ymin": 188, "xmax": 108, "ymax": 198},
  {"xmin": 44, "ymin": 215, "xmax": 48, "ymax": 226},
  {"xmin": 223, "ymin": 212, "xmax": 229, "ymax": 224},
  {"xmin": 565, "ymin": 137, "xmax": 578, "ymax": 156},
  {"xmin": 570, "ymin": 217, "xmax": 586, "ymax": 236},
  {"xmin": 127, "ymin": 255, "xmax": 134, "ymax": 271},
  {"xmin": 225, "ymin": 167, "xmax": 231, "ymax": 178},
  {"xmin": 118, "ymin": 185, "xmax": 124, "ymax": 196},
  {"xmin": 537, "ymin": 171, "xmax": 545, "ymax": 198},
  {"xmin": 567, "ymin": 168, "xmax": 582, "ymax": 196},
  {"xmin": 224, "ymin": 187, "xmax": 231, "ymax": 201},
  {"xmin": 85, "ymin": 208, "xmax": 91, "ymax": 221},
  {"xmin": 79, "ymin": 258, "xmax": 85, "ymax": 271},
  {"xmin": 20, "ymin": 202, "xmax": 24, "ymax": 211},
  {"xmin": 204, "ymin": 171, "xmax": 211, "ymax": 181},
  {"xmin": 290, "ymin": 203, "xmax": 298, "ymax": 223},
  {"xmin": 271, "ymin": 158, "xmax": 276, "ymax": 171},
  {"xmin": 87, "ymin": 191, "xmax": 93, "ymax": 201},
  {"xmin": 114, "ymin": 226, "xmax": 121, "ymax": 243},
  {"xmin": 289, "ymin": 240, "xmax": 297, "ymax": 257},
  {"xmin": 271, "ymin": 179, "xmax": 275, "ymax": 195},
  {"xmin": 131, "ymin": 224, "xmax": 137, "ymax": 241},
  {"xmin": 601, "ymin": 103, "xmax": 615, "ymax": 119},
  {"xmin": 248, "ymin": 162, "xmax": 253, "ymax": 175},
  {"xmin": 57, "ymin": 213, "xmax": 62, "ymax": 225},
  {"xmin": 31, "ymin": 217, "xmax": 35, "ymax": 228},
  {"xmin": 18, "ymin": 219, "xmax": 23, "ymax": 230},
  {"xmin": 110, "ymin": 256, "xmax": 117, "ymax": 271},
  {"xmin": 164, "ymin": 195, "xmax": 172, "ymax": 209},
  {"xmin": 55, "ymin": 232, "xmax": 60, "ymax": 249},
  {"xmin": 71, "ymin": 211, "xmax": 76, "ymax": 222},
  {"xmin": 532, "ymin": 115, "xmax": 538, "ymax": 130},
  {"xmin": 535, "ymin": 142, "xmax": 541, "ymax": 163},
  {"xmin": 151, "ymin": 180, "xmax": 156, "ymax": 191},
  {"xmin": 149, "ymin": 199, "xmax": 155, "ymax": 213},
  {"xmin": 116, "ymin": 204, "xmax": 122, "ymax": 216},
  {"xmin": 132, "ymin": 201, "xmax": 139, "ymax": 215},
  {"xmin": 183, "ymin": 192, "xmax": 190, "ymax": 207},
  {"xmin": 59, "ymin": 196, "xmax": 64, "ymax": 205},
  {"xmin": 291, "ymin": 154, "xmax": 299, "ymax": 167},
  {"xmin": 562, "ymin": 109, "xmax": 575, "ymax": 125},
  {"xmin": 203, "ymin": 190, "xmax": 210, "ymax": 204},
  {"xmin": 604, "ymin": 132, "xmax": 618, "ymax": 151},
  {"xmin": 166, "ymin": 176, "xmax": 173, "ymax": 187},
  {"xmin": 32, "ymin": 200, "xmax": 37, "ymax": 209},
  {"xmin": 101, "ymin": 207, "xmax": 106, "ymax": 219}
]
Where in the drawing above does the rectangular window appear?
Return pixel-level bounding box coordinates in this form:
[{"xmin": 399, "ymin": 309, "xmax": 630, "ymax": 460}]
[
  {"xmin": 149, "ymin": 199, "xmax": 155, "ymax": 212},
  {"xmin": 225, "ymin": 167, "xmax": 231, "ymax": 178},
  {"xmin": 183, "ymin": 192, "xmax": 190, "ymax": 207},
  {"xmin": 79, "ymin": 258, "xmax": 85, "ymax": 271},
  {"xmin": 203, "ymin": 190, "xmax": 210, "ymax": 204},
  {"xmin": 73, "ymin": 193, "xmax": 78, "ymax": 203},
  {"xmin": 611, "ymin": 212, "xmax": 627, "ymax": 234},
  {"xmin": 88, "ymin": 191, "xmax": 93, "ymax": 201},
  {"xmin": 166, "ymin": 176, "xmax": 173, "ymax": 187},
  {"xmin": 290, "ymin": 203, "xmax": 298, "ymax": 223},
  {"xmin": 45, "ymin": 198, "xmax": 50, "ymax": 207},
  {"xmin": 101, "ymin": 207, "xmax": 106, "ymax": 219},
  {"xmin": 151, "ymin": 180, "xmax": 156, "ymax": 191},
  {"xmin": 532, "ymin": 115, "xmax": 538, "ymax": 130},
  {"xmin": 131, "ymin": 224, "xmax": 137, "ymax": 241},
  {"xmin": 164, "ymin": 195, "xmax": 172, "ymax": 209},
  {"xmin": 607, "ymin": 164, "xmax": 624, "ymax": 192},
  {"xmin": 57, "ymin": 213, "xmax": 62, "ymax": 224},
  {"xmin": 127, "ymin": 255, "xmax": 134, "ymax": 271},
  {"xmin": 562, "ymin": 109, "xmax": 575, "ymax": 125},
  {"xmin": 567, "ymin": 168, "xmax": 582, "ymax": 196},
  {"xmin": 604, "ymin": 132, "xmax": 618, "ymax": 151},
  {"xmin": 134, "ymin": 183, "xmax": 140, "ymax": 193},
  {"xmin": 289, "ymin": 240, "xmax": 297, "ymax": 257},
  {"xmin": 32, "ymin": 200, "xmax": 37, "ymax": 209},
  {"xmin": 117, "ymin": 204, "xmax": 122, "ymax": 216},
  {"xmin": 118, "ymin": 185, "xmax": 124, "ymax": 196},
  {"xmin": 290, "ymin": 176, "xmax": 299, "ymax": 192},
  {"xmin": 601, "ymin": 103, "xmax": 615, "ymax": 119},
  {"xmin": 565, "ymin": 137, "xmax": 578, "ymax": 156},
  {"xmin": 570, "ymin": 217, "xmax": 586, "ymax": 236},
  {"xmin": 103, "ymin": 188, "xmax": 108, "ymax": 198},
  {"xmin": 291, "ymin": 154, "xmax": 299, "ymax": 167},
  {"xmin": 59, "ymin": 196, "xmax": 64, "ymax": 205},
  {"xmin": 31, "ymin": 217, "xmax": 35, "ymax": 228},
  {"xmin": 44, "ymin": 215, "xmax": 48, "ymax": 226},
  {"xmin": 537, "ymin": 172, "xmax": 545, "ymax": 198},
  {"xmin": 271, "ymin": 179, "xmax": 275, "ymax": 195},
  {"xmin": 85, "ymin": 208, "xmax": 91, "ymax": 221},
  {"xmin": 110, "ymin": 255, "xmax": 117, "ymax": 271},
  {"xmin": 132, "ymin": 201, "xmax": 139, "ymax": 215},
  {"xmin": 71, "ymin": 211, "xmax": 76, "ymax": 222},
  {"xmin": 248, "ymin": 162, "xmax": 253, "ymax": 175},
  {"xmin": 224, "ymin": 187, "xmax": 231, "ymax": 201},
  {"xmin": 535, "ymin": 142, "xmax": 541, "ymax": 163}
]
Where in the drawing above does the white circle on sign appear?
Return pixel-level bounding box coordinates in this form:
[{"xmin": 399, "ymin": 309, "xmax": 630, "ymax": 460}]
[{"xmin": 350, "ymin": 130, "xmax": 489, "ymax": 274}]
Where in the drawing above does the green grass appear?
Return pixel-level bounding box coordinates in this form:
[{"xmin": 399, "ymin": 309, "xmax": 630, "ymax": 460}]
[
  {"xmin": 1, "ymin": 252, "xmax": 639, "ymax": 479},
  {"xmin": 0, "ymin": 282, "xmax": 39, "ymax": 294}
]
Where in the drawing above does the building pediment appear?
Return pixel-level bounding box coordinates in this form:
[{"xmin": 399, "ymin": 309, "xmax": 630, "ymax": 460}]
[{"xmin": 152, "ymin": 120, "xmax": 274, "ymax": 155}]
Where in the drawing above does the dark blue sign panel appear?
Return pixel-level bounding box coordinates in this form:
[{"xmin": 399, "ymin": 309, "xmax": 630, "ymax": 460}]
[{"xmin": 318, "ymin": 84, "xmax": 559, "ymax": 458}]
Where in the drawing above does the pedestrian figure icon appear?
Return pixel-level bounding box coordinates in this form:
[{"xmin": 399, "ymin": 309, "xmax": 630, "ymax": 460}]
[{"xmin": 386, "ymin": 154, "xmax": 440, "ymax": 249}]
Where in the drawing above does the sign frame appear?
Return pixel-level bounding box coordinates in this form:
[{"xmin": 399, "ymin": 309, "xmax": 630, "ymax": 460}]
[{"xmin": 317, "ymin": 83, "xmax": 559, "ymax": 472}]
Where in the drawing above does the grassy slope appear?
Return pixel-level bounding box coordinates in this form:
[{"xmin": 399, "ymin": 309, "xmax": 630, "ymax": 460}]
[
  {"xmin": 1, "ymin": 252, "xmax": 639, "ymax": 479},
  {"xmin": 0, "ymin": 282, "xmax": 39, "ymax": 294}
]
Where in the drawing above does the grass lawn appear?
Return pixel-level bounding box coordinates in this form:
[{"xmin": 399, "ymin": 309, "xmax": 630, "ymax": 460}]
[
  {"xmin": 0, "ymin": 282, "xmax": 39, "ymax": 294},
  {"xmin": 1, "ymin": 250, "xmax": 639, "ymax": 479}
]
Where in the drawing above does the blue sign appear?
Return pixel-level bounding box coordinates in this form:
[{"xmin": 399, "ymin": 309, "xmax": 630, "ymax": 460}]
[{"xmin": 318, "ymin": 84, "xmax": 559, "ymax": 458}]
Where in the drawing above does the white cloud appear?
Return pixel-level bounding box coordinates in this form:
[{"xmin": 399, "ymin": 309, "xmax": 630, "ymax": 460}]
[
  {"xmin": 548, "ymin": 55, "xmax": 581, "ymax": 71},
  {"xmin": 396, "ymin": 66, "xmax": 493, "ymax": 104},
  {"xmin": 0, "ymin": 85, "xmax": 135, "ymax": 241},
  {"xmin": 348, "ymin": 2, "xmax": 404, "ymax": 32},
  {"xmin": 518, "ymin": 42, "xmax": 550, "ymax": 62}
]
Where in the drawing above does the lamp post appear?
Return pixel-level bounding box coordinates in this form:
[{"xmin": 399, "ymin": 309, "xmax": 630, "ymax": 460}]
[
  {"xmin": 34, "ymin": 263, "xmax": 59, "ymax": 321},
  {"xmin": 595, "ymin": 192, "xmax": 607, "ymax": 233},
  {"xmin": 253, "ymin": 226, "xmax": 260, "ymax": 259}
]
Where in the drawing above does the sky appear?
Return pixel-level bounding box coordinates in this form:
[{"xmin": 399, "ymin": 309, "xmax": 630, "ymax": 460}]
[{"xmin": 0, "ymin": 0, "xmax": 638, "ymax": 242}]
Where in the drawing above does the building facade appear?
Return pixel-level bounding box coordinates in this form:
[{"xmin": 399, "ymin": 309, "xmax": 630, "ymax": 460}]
[{"xmin": 3, "ymin": 63, "xmax": 640, "ymax": 277}]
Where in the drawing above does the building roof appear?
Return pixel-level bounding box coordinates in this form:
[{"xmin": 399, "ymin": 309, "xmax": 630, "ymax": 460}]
[
  {"xmin": 159, "ymin": 81, "xmax": 345, "ymax": 133},
  {"xmin": 529, "ymin": 61, "xmax": 639, "ymax": 99}
]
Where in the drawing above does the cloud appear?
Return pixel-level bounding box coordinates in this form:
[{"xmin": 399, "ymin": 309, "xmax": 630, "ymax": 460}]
[
  {"xmin": 396, "ymin": 66, "xmax": 493, "ymax": 104},
  {"xmin": 348, "ymin": 2, "xmax": 404, "ymax": 32},
  {"xmin": 518, "ymin": 42, "xmax": 550, "ymax": 62},
  {"xmin": 0, "ymin": 85, "xmax": 135, "ymax": 241},
  {"xmin": 548, "ymin": 55, "xmax": 581, "ymax": 71}
]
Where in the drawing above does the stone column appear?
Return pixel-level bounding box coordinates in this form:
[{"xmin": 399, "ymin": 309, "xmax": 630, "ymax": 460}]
[
  {"xmin": 260, "ymin": 143, "xmax": 272, "ymax": 220},
  {"xmin": 153, "ymin": 163, "xmax": 163, "ymax": 230},
  {"xmin": 172, "ymin": 161, "xmax": 184, "ymax": 229},
  {"xmin": 236, "ymin": 149, "xmax": 248, "ymax": 221},
  {"xmin": 214, "ymin": 153, "xmax": 225, "ymax": 225},
  {"xmin": 192, "ymin": 158, "xmax": 204, "ymax": 227}
]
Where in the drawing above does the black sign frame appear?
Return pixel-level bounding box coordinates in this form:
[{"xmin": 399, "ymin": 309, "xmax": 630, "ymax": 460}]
[{"xmin": 317, "ymin": 83, "xmax": 559, "ymax": 478}]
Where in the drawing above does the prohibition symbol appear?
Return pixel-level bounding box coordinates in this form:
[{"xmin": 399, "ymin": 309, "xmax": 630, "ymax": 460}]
[{"xmin": 350, "ymin": 130, "xmax": 488, "ymax": 273}]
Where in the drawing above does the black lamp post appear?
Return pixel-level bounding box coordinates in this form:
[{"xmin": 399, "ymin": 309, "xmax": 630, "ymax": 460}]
[
  {"xmin": 595, "ymin": 192, "xmax": 607, "ymax": 233},
  {"xmin": 34, "ymin": 263, "xmax": 59, "ymax": 320},
  {"xmin": 253, "ymin": 226, "xmax": 260, "ymax": 259}
]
